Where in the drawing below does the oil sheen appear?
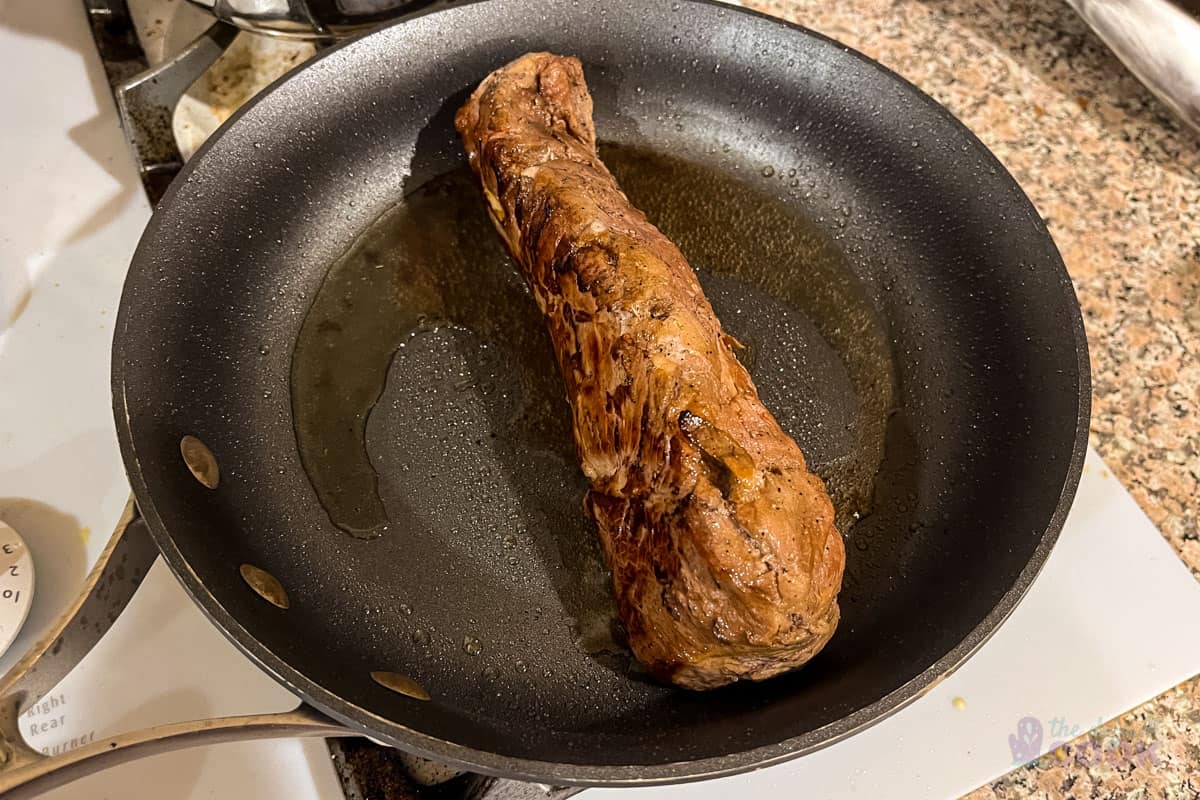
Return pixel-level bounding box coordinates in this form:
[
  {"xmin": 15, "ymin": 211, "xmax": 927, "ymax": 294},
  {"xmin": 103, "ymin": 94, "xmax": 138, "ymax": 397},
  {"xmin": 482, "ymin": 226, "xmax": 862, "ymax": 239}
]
[{"xmin": 290, "ymin": 144, "xmax": 894, "ymax": 543}]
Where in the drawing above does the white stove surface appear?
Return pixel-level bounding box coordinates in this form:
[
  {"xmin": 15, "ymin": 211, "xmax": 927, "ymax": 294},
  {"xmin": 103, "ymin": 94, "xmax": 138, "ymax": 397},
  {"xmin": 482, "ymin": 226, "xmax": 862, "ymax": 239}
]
[{"xmin": 2, "ymin": 3, "xmax": 1199, "ymax": 799}]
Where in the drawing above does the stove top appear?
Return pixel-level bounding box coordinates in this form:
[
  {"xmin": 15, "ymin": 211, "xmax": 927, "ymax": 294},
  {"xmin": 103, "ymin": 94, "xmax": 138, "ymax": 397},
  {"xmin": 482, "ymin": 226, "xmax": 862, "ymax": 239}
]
[{"xmin": 11, "ymin": 1, "xmax": 1192, "ymax": 798}]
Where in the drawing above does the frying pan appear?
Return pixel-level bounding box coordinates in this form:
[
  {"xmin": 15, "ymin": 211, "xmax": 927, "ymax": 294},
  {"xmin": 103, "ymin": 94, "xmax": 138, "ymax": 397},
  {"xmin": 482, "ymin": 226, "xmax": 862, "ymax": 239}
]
[{"xmin": 0, "ymin": 0, "xmax": 1089, "ymax": 794}]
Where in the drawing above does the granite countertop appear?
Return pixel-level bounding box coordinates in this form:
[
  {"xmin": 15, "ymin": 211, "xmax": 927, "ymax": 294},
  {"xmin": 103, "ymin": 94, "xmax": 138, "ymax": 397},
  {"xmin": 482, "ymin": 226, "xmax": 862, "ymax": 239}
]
[{"xmin": 742, "ymin": 0, "xmax": 1200, "ymax": 795}]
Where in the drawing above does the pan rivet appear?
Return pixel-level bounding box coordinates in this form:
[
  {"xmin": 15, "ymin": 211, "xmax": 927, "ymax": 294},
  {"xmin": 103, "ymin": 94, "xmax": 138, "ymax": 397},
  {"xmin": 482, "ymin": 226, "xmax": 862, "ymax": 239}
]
[
  {"xmin": 239, "ymin": 564, "xmax": 289, "ymax": 609},
  {"xmin": 370, "ymin": 671, "xmax": 430, "ymax": 701},
  {"xmin": 180, "ymin": 435, "xmax": 220, "ymax": 489},
  {"xmin": 952, "ymin": 696, "xmax": 967, "ymax": 711}
]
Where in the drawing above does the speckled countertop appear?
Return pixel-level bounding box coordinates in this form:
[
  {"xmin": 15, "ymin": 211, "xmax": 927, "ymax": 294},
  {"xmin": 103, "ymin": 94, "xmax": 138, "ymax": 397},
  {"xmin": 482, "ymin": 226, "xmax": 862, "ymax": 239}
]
[{"xmin": 741, "ymin": 0, "xmax": 1200, "ymax": 795}]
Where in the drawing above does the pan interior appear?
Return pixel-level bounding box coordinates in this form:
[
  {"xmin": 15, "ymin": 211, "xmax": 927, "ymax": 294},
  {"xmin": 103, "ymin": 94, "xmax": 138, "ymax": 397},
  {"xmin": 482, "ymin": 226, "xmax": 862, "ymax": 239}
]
[
  {"xmin": 114, "ymin": 0, "xmax": 1086, "ymax": 779},
  {"xmin": 287, "ymin": 144, "xmax": 896, "ymax": 732}
]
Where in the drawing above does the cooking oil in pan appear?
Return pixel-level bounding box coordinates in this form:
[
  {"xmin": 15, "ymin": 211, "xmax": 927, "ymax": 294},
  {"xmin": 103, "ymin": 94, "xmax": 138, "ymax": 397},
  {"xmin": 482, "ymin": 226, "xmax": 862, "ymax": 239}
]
[
  {"xmin": 291, "ymin": 144, "xmax": 894, "ymax": 545},
  {"xmin": 605, "ymin": 145, "xmax": 896, "ymax": 531},
  {"xmin": 291, "ymin": 164, "xmax": 571, "ymax": 538}
]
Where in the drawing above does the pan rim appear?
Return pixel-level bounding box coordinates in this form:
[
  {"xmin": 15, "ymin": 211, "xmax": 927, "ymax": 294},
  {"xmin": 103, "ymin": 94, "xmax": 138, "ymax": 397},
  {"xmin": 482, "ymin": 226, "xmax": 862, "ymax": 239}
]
[{"xmin": 112, "ymin": 0, "xmax": 1091, "ymax": 785}]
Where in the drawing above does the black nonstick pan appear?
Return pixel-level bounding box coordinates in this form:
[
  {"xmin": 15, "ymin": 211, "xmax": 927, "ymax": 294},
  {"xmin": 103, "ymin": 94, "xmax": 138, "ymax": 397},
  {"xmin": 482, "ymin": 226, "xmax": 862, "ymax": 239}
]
[{"xmin": 99, "ymin": 0, "xmax": 1085, "ymax": 789}]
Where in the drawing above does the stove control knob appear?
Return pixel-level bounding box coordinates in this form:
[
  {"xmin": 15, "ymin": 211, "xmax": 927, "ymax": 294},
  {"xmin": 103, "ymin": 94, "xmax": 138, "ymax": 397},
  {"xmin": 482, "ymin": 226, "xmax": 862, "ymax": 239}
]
[{"xmin": 0, "ymin": 520, "xmax": 35, "ymax": 658}]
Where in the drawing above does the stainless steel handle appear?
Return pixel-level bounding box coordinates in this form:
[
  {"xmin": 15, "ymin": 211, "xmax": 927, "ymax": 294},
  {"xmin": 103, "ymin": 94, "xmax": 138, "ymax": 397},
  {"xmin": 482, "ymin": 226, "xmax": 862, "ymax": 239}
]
[
  {"xmin": 185, "ymin": 0, "xmax": 467, "ymax": 40},
  {"xmin": 0, "ymin": 704, "xmax": 347, "ymax": 800},
  {"xmin": 0, "ymin": 500, "xmax": 351, "ymax": 798},
  {"xmin": 206, "ymin": 0, "xmax": 332, "ymax": 39},
  {"xmin": 1067, "ymin": 0, "xmax": 1200, "ymax": 133},
  {"xmin": 0, "ymin": 500, "xmax": 154, "ymax": 717}
]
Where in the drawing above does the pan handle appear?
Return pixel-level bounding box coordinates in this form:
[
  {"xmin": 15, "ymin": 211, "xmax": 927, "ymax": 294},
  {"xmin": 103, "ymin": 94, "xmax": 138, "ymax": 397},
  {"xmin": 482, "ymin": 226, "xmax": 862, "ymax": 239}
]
[
  {"xmin": 0, "ymin": 503, "xmax": 343, "ymax": 799},
  {"xmin": 0, "ymin": 703, "xmax": 574, "ymax": 800},
  {"xmin": 0, "ymin": 499, "xmax": 156, "ymax": 717},
  {"xmin": 0, "ymin": 703, "xmax": 348, "ymax": 800}
]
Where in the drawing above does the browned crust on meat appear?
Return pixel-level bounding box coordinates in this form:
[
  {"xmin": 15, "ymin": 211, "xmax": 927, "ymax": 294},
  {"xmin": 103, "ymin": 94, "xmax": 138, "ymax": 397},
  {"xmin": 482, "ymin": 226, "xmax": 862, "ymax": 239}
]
[{"xmin": 455, "ymin": 53, "xmax": 844, "ymax": 689}]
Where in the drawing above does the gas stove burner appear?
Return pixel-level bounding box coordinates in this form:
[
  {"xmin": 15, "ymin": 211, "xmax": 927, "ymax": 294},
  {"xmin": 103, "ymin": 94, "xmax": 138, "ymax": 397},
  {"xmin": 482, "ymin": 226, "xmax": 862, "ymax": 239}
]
[
  {"xmin": 86, "ymin": 0, "xmax": 314, "ymax": 201},
  {"xmin": 84, "ymin": 0, "xmax": 460, "ymax": 202}
]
